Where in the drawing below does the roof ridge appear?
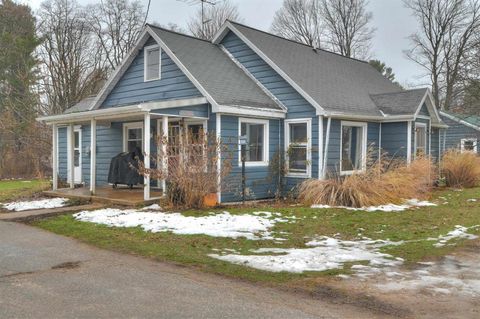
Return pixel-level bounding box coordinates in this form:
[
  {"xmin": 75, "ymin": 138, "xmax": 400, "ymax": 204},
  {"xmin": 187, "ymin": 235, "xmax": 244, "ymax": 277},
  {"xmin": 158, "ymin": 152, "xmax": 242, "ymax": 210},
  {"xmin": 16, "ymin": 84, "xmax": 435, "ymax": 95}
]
[
  {"xmin": 146, "ymin": 23, "xmax": 212, "ymax": 43},
  {"xmin": 226, "ymin": 20, "xmax": 369, "ymax": 65}
]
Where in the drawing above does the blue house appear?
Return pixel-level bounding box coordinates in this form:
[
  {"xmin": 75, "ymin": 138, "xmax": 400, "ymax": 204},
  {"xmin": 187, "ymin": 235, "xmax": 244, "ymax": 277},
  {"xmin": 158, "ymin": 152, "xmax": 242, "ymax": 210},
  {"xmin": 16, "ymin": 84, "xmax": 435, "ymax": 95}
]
[
  {"xmin": 440, "ymin": 111, "xmax": 480, "ymax": 154},
  {"xmin": 38, "ymin": 21, "xmax": 447, "ymax": 203}
]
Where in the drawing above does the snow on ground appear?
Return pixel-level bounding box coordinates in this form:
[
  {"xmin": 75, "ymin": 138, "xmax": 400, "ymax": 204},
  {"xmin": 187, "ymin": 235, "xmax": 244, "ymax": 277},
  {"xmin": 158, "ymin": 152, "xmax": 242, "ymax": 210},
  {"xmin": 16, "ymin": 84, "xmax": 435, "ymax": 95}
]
[
  {"xmin": 74, "ymin": 209, "xmax": 291, "ymax": 240},
  {"xmin": 210, "ymin": 225, "xmax": 479, "ymax": 275},
  {"xmin": 209, "ymin": 236, "xmax": 403, "ymax": 273},
  {"xmin": 311, "ymin": 199, "xmax": 437, "ymax": 212},
  {"xmin": 1, "ymin": 198, "xmax": 68, "ymax": 211},
  {"xmin": 431, "ymin": 225, "xmax": 479, "ymax": 247},
  {"xmin": 141, "ymin": 204, "xmax": 162, "ymax": 211}
]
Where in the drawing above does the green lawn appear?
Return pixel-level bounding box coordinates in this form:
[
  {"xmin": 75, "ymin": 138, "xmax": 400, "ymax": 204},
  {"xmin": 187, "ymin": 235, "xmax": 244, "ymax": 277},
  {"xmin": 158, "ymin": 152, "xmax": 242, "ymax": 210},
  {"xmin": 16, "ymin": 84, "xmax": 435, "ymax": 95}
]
[
  {"xmin": 33, "ymin": 187, "xmax": 480, "ymax": 286},
  {"xmin": 0, "ymin": 179, "xmax": 50, "ymax": 202}
]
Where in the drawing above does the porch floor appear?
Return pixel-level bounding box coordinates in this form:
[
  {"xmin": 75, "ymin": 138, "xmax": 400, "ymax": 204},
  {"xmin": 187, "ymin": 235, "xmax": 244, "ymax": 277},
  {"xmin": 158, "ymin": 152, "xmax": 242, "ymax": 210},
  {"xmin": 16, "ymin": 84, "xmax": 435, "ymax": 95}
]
[{"xmin": 44, "ymin": 186, "xmax": 163, "ymax": 207}]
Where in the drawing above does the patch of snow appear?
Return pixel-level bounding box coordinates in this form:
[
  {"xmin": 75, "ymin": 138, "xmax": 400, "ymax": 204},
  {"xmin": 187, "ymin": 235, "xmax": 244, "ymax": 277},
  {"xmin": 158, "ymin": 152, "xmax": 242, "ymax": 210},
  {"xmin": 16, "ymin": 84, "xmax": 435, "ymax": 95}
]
[
  {"xmin": 1, "ymin": 198, "xmax": 68, "ymax": 211},
  {"xmin": 432, "ymin": 225, "xmax": 479, "ymax": 247},
  {"xmin": 74, "ymin": 209, "xmax": 290, "ymax": 240},
  {"xmin": 209, "ymin": 236, "xmax": 402, "ymax": 273},
  {"xmin": 141, "ymin": 204, "xmax": 162, "ymax": 211},
  {"xmin": 467, "ymin": 199, "xmax": 477, "ymax": 202},
  {"xmin": 311, "ymin": 199, "xmax": 436, "ymax": 212}
]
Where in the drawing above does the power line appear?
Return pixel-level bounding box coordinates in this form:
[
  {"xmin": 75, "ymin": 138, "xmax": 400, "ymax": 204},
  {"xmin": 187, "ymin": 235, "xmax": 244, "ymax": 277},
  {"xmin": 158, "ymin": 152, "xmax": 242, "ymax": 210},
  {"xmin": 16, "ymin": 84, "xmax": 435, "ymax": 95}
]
[{"xmin": 143, "ymin": 0, "xmax": 152, "ymax": 26}]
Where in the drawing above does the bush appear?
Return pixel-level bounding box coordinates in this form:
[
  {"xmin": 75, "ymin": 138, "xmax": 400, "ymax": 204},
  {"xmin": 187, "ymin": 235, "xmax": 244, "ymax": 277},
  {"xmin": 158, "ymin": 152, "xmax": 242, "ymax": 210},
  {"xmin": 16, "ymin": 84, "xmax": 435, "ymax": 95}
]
[
  {"xmin": 441, "ymin": 150, "xmax": 480, "ymax": 188},
  {"xmin": 298, "ymin": 155, "xmax": 435, "ymax": 208},
  {"xmin": 139, "ymin": 131, "xmax": 232, "ymax": 209}
]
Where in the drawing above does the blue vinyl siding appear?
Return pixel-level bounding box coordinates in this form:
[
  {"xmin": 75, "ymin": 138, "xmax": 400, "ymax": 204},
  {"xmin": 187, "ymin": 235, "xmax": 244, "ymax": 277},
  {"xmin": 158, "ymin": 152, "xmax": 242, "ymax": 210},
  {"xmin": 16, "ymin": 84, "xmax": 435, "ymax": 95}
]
[
  {"xmin": 220, "ymin": 115, "xmax": 281, "ymax": 202},
  {"xmin": 441, "ymin": 115, "xmax": 480, "ymax": 154},
  {"xmin": 221, "ymin": 31, "xmax": 318, "ymax": 190},
  {"xmin": 381, "ymin": 122, "xmax": 409, "ymax": 159},
  {"xmin": 368, "ymin": 122, "xmax": 380, "ymax": 161},
  {"xmin": 102, "ymin": 37, "xmax": 202, "ymax": 108},
  {"xmin": 419, "ymin": 103, "xmax": 429, "ymax": 116},
  {"xmin": 58, "ymin": 127, "xmax": 68, "ymax": 182},
  {"xmin": 322, "ymin": 119, "xmax": 341, "ymax": 175},
  {"xmin": 431, "ymin": 127, "xmax": 440, "ymax": 160}
]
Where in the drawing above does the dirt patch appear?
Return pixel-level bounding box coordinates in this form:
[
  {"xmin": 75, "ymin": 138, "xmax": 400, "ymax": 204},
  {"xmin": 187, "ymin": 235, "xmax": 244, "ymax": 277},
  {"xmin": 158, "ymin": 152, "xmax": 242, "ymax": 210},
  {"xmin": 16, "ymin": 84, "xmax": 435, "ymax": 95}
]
[{"xmin": 51, "ymin": 261, "xmax": 82, "ymax": 270}]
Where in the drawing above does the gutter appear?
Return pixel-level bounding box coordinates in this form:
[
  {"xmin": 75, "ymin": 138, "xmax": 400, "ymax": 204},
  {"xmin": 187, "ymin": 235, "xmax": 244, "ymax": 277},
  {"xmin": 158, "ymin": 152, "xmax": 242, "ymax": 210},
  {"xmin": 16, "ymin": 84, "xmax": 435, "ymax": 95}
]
[{"xmin": 322, "ymin": 117, "xmax": 332, "ymax": 179}]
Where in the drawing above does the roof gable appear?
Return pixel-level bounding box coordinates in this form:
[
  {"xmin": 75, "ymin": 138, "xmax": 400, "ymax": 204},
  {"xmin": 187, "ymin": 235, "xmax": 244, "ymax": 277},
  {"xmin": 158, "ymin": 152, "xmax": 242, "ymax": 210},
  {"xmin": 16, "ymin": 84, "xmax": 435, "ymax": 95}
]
[{"xmin": 440, "ymin": 111, "xmax": 480, "ymax": 131}]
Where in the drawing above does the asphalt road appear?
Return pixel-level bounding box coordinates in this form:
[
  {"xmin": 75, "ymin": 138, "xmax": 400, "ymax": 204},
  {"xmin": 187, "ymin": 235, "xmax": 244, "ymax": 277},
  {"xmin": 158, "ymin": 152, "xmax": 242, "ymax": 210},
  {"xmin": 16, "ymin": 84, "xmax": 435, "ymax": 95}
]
[{"xmin": 0, "ymin": 221, "xmax": 387, "ymax": 319}]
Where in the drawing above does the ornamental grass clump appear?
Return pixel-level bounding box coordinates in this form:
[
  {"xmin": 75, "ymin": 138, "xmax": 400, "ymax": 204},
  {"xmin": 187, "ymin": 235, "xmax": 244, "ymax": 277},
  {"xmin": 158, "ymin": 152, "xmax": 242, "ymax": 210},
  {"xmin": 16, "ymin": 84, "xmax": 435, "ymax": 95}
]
[
  {"xmin": 298, "ymin": 154, "xmax": 435, "ymax": 208},
  {"xmin": 441, "ymin": 150, "xmax": 480, "ymax": 188}
]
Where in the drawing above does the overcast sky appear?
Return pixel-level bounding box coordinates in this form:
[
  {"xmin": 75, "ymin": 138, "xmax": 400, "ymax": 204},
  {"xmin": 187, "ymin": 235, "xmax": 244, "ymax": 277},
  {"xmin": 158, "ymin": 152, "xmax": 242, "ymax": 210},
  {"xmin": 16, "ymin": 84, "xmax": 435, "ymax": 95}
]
[{"xmin": 24, "ymin": 0, "xmax": 428, "ymax": 87}]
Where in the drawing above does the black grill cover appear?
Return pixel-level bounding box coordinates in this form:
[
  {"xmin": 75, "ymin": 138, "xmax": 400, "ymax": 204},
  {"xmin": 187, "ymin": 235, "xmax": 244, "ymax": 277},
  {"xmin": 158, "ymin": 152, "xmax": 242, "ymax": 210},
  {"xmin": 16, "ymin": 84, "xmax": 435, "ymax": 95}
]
[{"xmin": 107, "ymin": 148, "xmax": 144, "ymax": 186}]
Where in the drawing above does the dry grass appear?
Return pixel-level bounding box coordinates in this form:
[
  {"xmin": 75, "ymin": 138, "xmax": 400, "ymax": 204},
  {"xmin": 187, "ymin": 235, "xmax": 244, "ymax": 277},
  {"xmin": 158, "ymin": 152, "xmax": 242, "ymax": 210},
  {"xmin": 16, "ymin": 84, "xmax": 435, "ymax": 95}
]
[
  {"xmin": 139, "ymin": 130, "xmax": 232, "ymax": 209},
  {"xmin": 441, "ymin": 150, "xmax": 480, "ymax": 188},
  {"xmin": 298, "ymin": 155, "xmax": 435, "ymax": 208}
]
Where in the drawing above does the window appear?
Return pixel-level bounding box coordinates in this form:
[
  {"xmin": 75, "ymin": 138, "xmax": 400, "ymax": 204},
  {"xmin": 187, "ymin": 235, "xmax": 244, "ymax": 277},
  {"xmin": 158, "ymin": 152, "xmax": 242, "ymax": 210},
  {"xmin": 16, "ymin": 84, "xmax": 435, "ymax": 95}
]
[
  {"xmin": 340, "ymin": 121, "xmax": 367, "ymax": 174},
  {"xmin": 123, "ymin": 122, "xmax": 143, "ymax": 153},
  {"xmin": 415, "ymin": 123, "xmax": 427, "ymax": 156},
  {"xmin": 285, "ymin": 119, "xmax": 311, "ymax": 176},
  {"xmin": 239, "ymin": 118, "xmax": 269, "ymax": 166},
  {"xmin": 186, "ymin": 121, "xmax": 206, "ymax": 167},
  {"xmin": 461, "ymin": 138, "xmax": 477, "ymax": 153},
  {"xmin": 144, "ymin": 45, "xmax": 160, "ymax": 81}
]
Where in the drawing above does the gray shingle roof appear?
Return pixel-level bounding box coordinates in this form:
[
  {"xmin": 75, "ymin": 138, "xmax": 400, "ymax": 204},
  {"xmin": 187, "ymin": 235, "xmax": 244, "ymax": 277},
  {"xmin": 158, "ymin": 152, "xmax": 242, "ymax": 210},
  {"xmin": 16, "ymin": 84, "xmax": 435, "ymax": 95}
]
[
  {"xmin": 370, "ymin": 88, "xmax": 428, "ymax": 116},
  {"xmin": 64, "ymin": 96, "xmax": 96, "ymax": 114},
  {"xmin": 149, "ymin": 25, "xmax": 281, "ymax": 110},
  {"xmin": 229, "ymin": 22, "xmax": 405, "ymax": 116}
]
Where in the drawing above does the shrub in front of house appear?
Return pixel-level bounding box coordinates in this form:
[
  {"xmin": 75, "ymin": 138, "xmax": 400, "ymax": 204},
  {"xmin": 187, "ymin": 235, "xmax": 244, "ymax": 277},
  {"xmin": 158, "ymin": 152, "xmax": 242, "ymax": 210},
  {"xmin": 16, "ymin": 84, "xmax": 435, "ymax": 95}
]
[
  {"xmin": 441, "ymin": 150, "xmax": 480, "ymax": 188},
  {"xmin": 138, "ymin": 131, "xmax": 232, "ymax": 209},
  {"xmin": 298, "ymin": 155, "xmax": 436, "ymax": 208}
]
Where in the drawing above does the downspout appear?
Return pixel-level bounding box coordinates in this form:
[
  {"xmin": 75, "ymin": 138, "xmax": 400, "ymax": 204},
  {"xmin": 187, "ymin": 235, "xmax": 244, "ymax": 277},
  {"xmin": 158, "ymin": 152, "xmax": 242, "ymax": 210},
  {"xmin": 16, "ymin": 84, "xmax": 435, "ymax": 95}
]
[{"xmin": 322, "ymin": 117, "xmax": 332, "ymax": 179}]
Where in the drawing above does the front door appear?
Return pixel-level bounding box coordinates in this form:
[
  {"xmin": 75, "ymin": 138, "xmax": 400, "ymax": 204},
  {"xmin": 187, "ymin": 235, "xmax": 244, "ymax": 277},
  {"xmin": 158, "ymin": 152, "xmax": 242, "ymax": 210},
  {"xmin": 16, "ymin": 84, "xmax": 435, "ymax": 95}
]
[
  {"xmin": 68, "ymin": 127, "xmax": 82, "ymax": 184},
  {"xmin": 73, "ymin": 128, "xmax": 82, "ymax": 183}
]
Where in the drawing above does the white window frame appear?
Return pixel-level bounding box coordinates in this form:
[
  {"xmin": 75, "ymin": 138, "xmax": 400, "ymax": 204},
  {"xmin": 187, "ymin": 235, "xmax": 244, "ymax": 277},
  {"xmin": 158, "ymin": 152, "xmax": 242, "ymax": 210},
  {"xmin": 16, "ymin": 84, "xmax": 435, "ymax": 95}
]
[
  {"xmin": 461, "ymin": 138, "xmax": 477, "ymax": 153},
  {"xmin": 285, "ymin": 118, "xmax": 312, "ymax": 178},
  {"xmin": 123, "ymin": 122, "xmax": 144, "ymax": 152},
  {"xmin": 144, "ymin": 44, "xmax": 161, "ymax": 82},
  {"xmin": 414, "ymin": 122, "xmax": 427, "ymax": 158},
  {"xmin": 238, "ymin": 117, "xmax": 269, "ymax": 167},
  {"xmin": 340, "ymin": 121, "xmax": 368, "ymax": 175}
]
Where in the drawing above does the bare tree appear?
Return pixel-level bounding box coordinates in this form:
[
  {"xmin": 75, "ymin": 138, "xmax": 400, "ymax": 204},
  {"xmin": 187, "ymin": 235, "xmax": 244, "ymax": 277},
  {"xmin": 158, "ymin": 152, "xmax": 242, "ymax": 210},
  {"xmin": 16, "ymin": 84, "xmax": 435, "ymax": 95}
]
[
  {"xmin": 187, "ymin": 0, "xmax": 242, "ymax": 40},
  {"xmin": 86, "ymin": 0, "xmax": 145, "ymax": 71},
  {"xmin": 37, "ymin": 0, "xmax": 107, "ymax": 115},
  {"xmin": 271, "ymin": 0, "xmax": 323, "ymax": 48},
  {"xmin": 321, "ymin": 0, "xmax": 375, "ymax": 59},
  {"xmin": 404, "ymin": 0, "xmax": 480, "ymax": 110}
]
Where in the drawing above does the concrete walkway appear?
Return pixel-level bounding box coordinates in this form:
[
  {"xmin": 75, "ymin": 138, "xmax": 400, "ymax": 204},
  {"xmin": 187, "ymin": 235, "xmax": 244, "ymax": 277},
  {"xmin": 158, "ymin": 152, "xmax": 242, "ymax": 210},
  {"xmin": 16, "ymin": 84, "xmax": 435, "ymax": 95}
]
[
  {"xmin": 0, "ymin": 203, "xmax": 103, "ymax": 222},
  {"xmin": 0, "ymin": 221, "xmax": 393, "ymax": 319}
]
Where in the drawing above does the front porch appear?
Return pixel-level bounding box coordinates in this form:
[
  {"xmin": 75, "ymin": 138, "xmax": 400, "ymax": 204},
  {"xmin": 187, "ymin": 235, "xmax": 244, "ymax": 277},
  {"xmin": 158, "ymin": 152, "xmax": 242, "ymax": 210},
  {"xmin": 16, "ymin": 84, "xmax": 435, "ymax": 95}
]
[
  {"xmin": 38, "ymin": 97, "xmax": 211, "ymax": 203},
  {"xmin": 44, "ymin": 186, "xmax": 163, "ymax": 207}
]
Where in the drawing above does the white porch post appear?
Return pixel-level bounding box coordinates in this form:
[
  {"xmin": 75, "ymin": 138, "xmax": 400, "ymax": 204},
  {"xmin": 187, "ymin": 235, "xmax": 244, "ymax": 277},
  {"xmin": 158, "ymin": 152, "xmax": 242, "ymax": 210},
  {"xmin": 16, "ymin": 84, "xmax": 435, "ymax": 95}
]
[
  {"xmin": 52, "ymin": 123, "xmax": 58, "ymax": 190},
  {"xmin": 216, "ymin": 113, "xmax": 222, "ymax": 203},
  {"xmin": 144, "ymin": 112, "xmax": 151, "ymax": 201},
  {"xmin": 162, "ymin": 116, "xmax": 168, "ymax": 195},
  {"xmin": 90, "ymin": 118, "xmax": 96, "ymax": 194},
  {"xmin": 68, "ymin": 123, "xmax": 75, "ymax": 188},
  {"xmin": 318, "ymin": 115, "xmax": 323, "ymax": 179}
]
